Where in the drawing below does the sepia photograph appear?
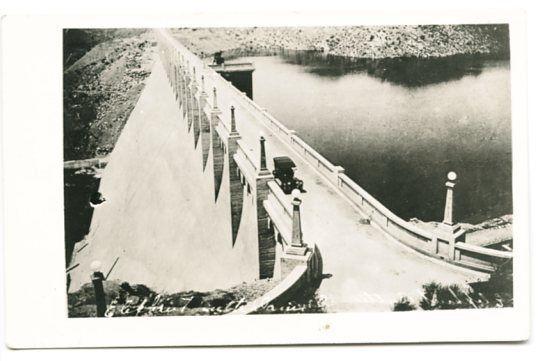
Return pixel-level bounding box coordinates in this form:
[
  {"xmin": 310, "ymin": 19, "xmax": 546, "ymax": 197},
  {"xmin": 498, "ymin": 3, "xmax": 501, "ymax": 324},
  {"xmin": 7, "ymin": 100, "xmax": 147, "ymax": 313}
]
[
  {"xmin": 2, "ymin": 8, "xmax": 533, "ymax": 350},
  {"xmin": 63, "ymin": 25, "xmax": 513, "ymax": 317}
]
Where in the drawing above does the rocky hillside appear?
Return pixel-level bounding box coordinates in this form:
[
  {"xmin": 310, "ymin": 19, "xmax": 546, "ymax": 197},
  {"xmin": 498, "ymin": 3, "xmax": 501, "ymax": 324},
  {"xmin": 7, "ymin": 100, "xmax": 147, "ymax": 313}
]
[
  {"xmin": 171, "ymin": 25, "xmax": 509, "ymax": 60},
  {"xmin": 63, "ymin": 29, "xmax": 150, "ymax": 69},
  {"xmin": 63, "ymin": 29, "xmax": 156, "ymax": 161}
]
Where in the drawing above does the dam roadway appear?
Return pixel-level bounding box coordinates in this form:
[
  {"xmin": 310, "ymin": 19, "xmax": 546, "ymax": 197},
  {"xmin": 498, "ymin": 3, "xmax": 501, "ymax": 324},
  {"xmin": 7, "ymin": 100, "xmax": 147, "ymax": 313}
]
[{"xmin": 71, "ymin": 50, "xmax": 485, "ymax": 312}]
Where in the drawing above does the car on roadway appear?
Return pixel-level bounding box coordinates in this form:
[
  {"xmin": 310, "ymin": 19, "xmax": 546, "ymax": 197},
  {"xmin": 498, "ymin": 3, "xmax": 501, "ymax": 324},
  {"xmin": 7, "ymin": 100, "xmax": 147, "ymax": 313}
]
[{"xmin": 272, "ymin": 156, "xmax": 304, "ymax": 194}]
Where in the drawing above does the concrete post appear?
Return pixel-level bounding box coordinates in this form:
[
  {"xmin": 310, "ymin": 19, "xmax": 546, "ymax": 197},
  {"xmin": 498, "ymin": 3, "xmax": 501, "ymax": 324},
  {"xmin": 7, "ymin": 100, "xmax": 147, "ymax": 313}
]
[
  {"xmin": 440, "ymin": 171, "xmax": 465, "ymax": 261},
  {"xmin": 175, "ymin": 59, "xmax": 180, "ymax": 102},
  {"xmin": 199, "ymin": 75, "xmax": 210, "ymax": 170},
  {"xmin": 212, "ymin": 87, "xmax": 218, "ymax": 109},
  {"xmin": 431, "ymin": 235, "xmax": 439, "ymax": 255},
  {"xmin": 210, "ymin": 87, "xmax": 224, "ymax": 201},
  {"xmin": 259, "ymin": 133, "xmax": 269, "ymax": 175},
  {"xmin": 167, "ymin": 50, "xmax": 172, "ymax": 85},
  {"xmin": 230, "ymin": 106, "xmax": 238, "ymax": 134},
  {"xmin": 180, "ymin": 60, "xmax": 185, "ymax": 104},
  {"xmin": 90, "ymin": 261, "xmax": 106, "ymax": 317},
  {"xmin": 227, "ymin": 106, "xmax": 243, "ymax": 245},
  {"xmin": 178, "ymin": 55, "xmax": 185, "ymax": 108},
  {"xmin": 180, "ymin": 65, "xmax": 188, "ymax": 116},
  {"xmin": 443, "ymin": 171, "xmax": 457, "ymax": 225},
  {"xmin": 254, "ymin": 135, "xmax": 276, "ymax": 278},
  {"xmin": 191, "ymin": 67, "xmax": 200, "ymax": 147},
  {"xmin": 175, "ymin": 55, "xmax": 180, "ymax": 101},
  {"xmin": 286, "ymin": 189, "xmax": 307, "ymax": 256},
  {"xmin": 170, "ymin": 50, "xmax": 176, "ymax": 87},
  {"xmin": 334, "ymin": 166, "xmax": 345, "ymax": 187},
  {"xmin": 184, "ymin": 64, "xmax": 191, "ymax": 125},
  {"xmin": 291, "ymin": 191, "xmax": 303, "ymax": 247},
  {"xmin": 201, "ymin": 75, "xmax": 207, "ymax": 96}
]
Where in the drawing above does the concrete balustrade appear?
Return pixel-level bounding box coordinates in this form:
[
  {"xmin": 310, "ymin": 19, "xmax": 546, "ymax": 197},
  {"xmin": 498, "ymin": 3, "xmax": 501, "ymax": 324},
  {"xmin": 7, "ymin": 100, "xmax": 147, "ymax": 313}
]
[
  {"xmin": 235, "ymin": 140, "xmax": 258, "ymax": 174},
  {"xmin": 266, "ymin": 181, "xmax": 293, "ymax": 218}
]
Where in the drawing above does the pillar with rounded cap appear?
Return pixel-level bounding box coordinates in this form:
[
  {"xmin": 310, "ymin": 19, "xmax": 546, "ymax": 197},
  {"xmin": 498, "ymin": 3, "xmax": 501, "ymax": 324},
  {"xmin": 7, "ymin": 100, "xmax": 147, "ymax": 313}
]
[
  {"xmin": 440, "ymin": 171, "xmax": 466, "ymax": 260},
  {"xmin": 443, "ymin": 171, "xmax": 457, "ymax": 225},
  {"xmin": 291, "ymin": 189, "xmax": 303, "ymax": 247}
]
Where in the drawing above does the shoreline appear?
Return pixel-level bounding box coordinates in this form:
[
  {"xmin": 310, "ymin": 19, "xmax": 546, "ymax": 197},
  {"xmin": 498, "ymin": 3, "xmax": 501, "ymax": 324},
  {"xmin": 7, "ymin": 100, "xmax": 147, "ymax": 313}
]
[{"xmin": 410, "ymin": 214, "xmax": 513, "ymax": 249}]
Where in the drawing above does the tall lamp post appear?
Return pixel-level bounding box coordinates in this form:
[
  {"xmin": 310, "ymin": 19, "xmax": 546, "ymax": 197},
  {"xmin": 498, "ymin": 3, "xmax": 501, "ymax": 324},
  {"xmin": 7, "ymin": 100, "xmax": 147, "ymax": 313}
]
[
  {"xmin": 441, "ymin": 171, "xmax": 465, "ymax": 260},
  {"xmin": 443, "ymin": 171, "xmax": 457, "ymax": 226}
]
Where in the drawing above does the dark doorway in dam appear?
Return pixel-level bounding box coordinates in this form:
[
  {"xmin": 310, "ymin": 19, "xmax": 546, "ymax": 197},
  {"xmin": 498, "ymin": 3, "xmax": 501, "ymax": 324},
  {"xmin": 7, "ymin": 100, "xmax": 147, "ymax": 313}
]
[{"xmin": 211, "ymin": 64, "xmax": 255, "ymax": 99}]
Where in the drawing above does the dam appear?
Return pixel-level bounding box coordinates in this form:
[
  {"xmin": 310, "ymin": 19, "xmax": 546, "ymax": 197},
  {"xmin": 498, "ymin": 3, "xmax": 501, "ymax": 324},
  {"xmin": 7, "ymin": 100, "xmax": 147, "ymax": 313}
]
[{"xmin": 68, "ymin": 29, "xmax": 513, "ymax": 312}]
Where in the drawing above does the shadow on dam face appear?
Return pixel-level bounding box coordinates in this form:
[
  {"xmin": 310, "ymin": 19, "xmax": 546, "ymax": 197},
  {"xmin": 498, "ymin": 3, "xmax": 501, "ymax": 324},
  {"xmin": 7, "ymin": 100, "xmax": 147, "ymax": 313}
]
[
  {"xmin": 199, "ymin": 94, "xmax": 211, "ymax": 171},
  {"xmin": 68, "ymin": 61, "xmax": 264, "ymax": 294},
  {"xmin": 64, "ymin": 169, "xmax": 101, "ymax": 267},
  {"xmin": 210, "ymin": 113, "xmax": 225, "ymax": 201}
]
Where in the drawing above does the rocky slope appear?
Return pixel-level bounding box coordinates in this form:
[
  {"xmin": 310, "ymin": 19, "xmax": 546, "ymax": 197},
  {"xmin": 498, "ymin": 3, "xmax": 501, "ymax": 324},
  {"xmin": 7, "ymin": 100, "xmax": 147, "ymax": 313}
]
[
  {"xmin": 63, "ymin": 29, "xmax": 156, "ymax": 161},
  {"xmin": 171, "ymin": 24, "xmax": 509, "ymax": 60}
]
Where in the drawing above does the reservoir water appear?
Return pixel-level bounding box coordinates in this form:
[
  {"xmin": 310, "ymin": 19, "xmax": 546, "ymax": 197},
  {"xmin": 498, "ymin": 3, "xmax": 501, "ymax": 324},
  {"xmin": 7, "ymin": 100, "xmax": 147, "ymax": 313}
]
[{"xmin": 234, "ymin": 51, "xmax": 512, "ymax": 224}]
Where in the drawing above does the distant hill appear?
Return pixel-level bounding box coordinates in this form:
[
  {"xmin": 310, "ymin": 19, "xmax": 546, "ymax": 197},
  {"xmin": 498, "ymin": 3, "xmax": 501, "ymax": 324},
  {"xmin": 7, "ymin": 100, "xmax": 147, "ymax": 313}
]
[
  {"xmin": 63, "ymin": 29, "xmax": 149, "ymax": 69},
  {"xmin": 171, "ymin": 25, "xmax": 509, "ymax": 60}
]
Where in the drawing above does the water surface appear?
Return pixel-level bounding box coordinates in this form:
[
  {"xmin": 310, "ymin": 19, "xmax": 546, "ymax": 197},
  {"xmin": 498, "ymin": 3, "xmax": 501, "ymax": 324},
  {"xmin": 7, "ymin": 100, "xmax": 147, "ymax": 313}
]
[{"xmin": 235, "ymin": 51, "xmax": 512, "ymax": 223}]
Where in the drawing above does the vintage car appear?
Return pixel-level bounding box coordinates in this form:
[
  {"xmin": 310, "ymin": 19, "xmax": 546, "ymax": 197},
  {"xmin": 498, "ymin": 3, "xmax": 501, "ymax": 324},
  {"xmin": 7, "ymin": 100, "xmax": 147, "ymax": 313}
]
[{"xmin": 272, "ymin": 156, "xmax": 304, "ymax": 194}]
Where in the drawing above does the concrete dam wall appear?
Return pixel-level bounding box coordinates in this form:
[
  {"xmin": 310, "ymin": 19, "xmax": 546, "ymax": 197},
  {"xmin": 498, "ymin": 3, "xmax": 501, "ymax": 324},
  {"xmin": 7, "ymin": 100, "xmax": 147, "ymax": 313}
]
[{"xmin": 69, "ymin": 58, "xmax": 263, "ymax": 293}]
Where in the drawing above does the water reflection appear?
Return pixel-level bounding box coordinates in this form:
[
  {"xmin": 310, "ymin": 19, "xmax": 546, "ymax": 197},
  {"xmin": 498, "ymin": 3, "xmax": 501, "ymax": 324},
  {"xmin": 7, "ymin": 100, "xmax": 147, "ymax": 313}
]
[{"xmin": 277, "ymin": 49, "xmax": 502, "ymax": 87}]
